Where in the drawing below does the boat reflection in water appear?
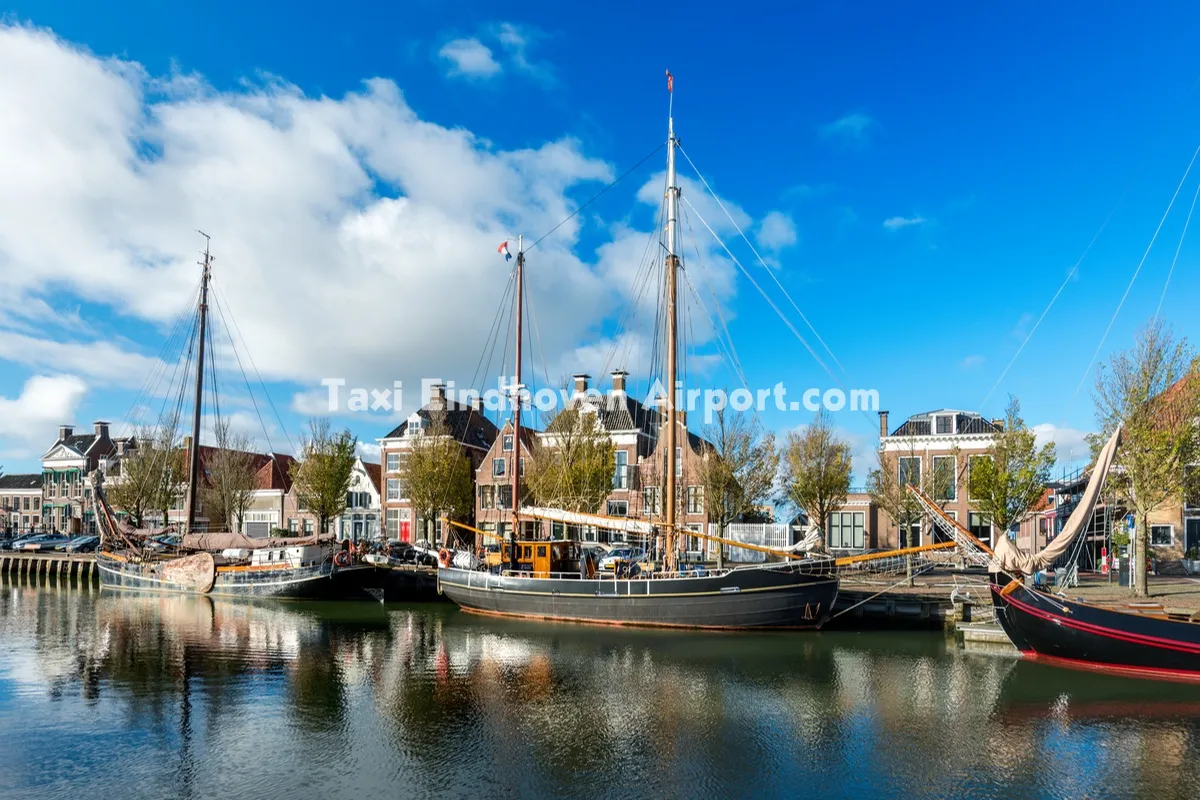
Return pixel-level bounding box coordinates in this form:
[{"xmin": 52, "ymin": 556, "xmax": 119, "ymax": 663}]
[{"xmin": 4, "ymin": 578, "xmax": 1200, "ymax": 799}]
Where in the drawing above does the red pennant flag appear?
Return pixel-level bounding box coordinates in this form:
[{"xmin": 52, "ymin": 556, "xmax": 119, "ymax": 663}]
[{"xmin": 666, "ymin": 70, "xmax": 673, "ymax": 93}]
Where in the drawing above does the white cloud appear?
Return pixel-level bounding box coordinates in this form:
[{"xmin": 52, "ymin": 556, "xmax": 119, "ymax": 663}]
[
  {"xmin": 882, "ymin": 215, "xmax": 927, "ymax": 231},
  {"xmin": 0, "ymin": 330, "xmax": 167, "ymax": 387},
  {"xmin": 0, "ymin": 375, "xmax": 88, "ymax": 442},
  {"xmin": 493, "ymin": 22, "xmax": 552, "ymax": 83},
  {"xmin": 357, "ymin": 441, "xmax": 381, "ymax": 462},
  {"xmin": 438, "ymin": 38, "xmax": 501, "ymax": 78},
  {"xmin": 0, "ymin": 22, "xmax": 633, "ymax": 415},
  {"xmin": 755, "ymin": 210, "xmax": 797, "ymax": 252},
  {"xmin": 1032, "ymin": 422, "xmax": 1093, "ymax": 467},
  {"xmin": 819, "ymin": 113, "xmax": 874, "ymax": 145},
  {"xmin": 959, "ymin": 354, "xmax": 985, "ymax": 369}
]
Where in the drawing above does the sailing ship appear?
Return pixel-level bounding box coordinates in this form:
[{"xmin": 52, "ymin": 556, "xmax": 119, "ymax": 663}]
[
  {"xmin": 436, "ymin": 77, "xmax": 839, "ymax": 629},
  {"xmin": 92, "ymin": 237, "xmax": 369, "ymax": 599},
  {"xmin": 980, "ymin": 428, "xmax": 1200, "ymax": 681}
]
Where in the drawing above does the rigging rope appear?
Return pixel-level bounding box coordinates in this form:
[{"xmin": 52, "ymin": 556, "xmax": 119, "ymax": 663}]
[
  {"xmin": 679, "ymin": 145, "xmax": 849, "ymax": 378},
  {"xmin": 1155, "ymin": 177, "xmax": 1200, "ymax": 320},
  {"xmin": 1070, "ymin": 136, "xmax": 1200, "ymax": 406}
]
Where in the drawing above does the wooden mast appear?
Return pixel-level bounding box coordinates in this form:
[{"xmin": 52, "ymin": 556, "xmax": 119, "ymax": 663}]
[
  {"xmin": 510, "ymin": 236, "xmax": 525, "ymax": 565},
  {"xmin": 184, "ymin": 233, "xmax": 212, "ymax": 533},
  {"xmin": 664, "ymin": 73, "xmax": 680, "ymax": 573}
]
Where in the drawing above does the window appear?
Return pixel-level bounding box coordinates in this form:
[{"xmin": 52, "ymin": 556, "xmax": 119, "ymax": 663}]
[
  {"xmin": 898, "ymin": 456, "xmax": 921, "ymax": 488},
  {"xmin": 304, "ymin": 519, "xmax": 314, "ymax": 534},
  {"xmin": 387, "ymin": 453, "xmax": 400, "ymax": 473},
  {"xmin": 969, "ymin": 512, "xmax": 991, "ymax": 545},
  {"xmin": 297, "ymin": 495, "xmax": 307, "ymax": 511},
  {"xmin": 827, "ymin": 511, "xmax": 865, "ymax": 549},
  {"xmin": 606, "ymin": 500, "xmax": 628, "ymax": 517},
  {"xmin": 288, "ymin": 518, "xmax": 299, "ymax": 533},
  {"xmin": 551, "ymin": 522, "xmax": 565, "ymax": 540},
  {"xmin": 346, "ymin": 492, "xmax": 356, "ymax": 509},
  {"xmin": 675, "ymin": 447, "xmax": 683, "ymax": 475},
  {"xmin": 520, "ymin": 458, "xmax": 526, "ymax": 477},
  {"xmin": 22, "ymin": 496, "xmax": 30, "ymax": 511},
  {"xmin": 1151, "ymin": 524, "xmax": 1174, "ymax": 547},
  {"xmin": 967, "ymin": 455, "xmax": 990, "ymax": 501},
  {"xmin": 931, "ymin": 456, "xmax": 956, "ymax": 501},
  {"xmin": 643, "ymin": 486, "xmax": 660, "ymax": 516},
  {"xmin": 503, "ymin": 435, "xmax": 514, "ymax": 452},
  {"xmin": 902, "ymin": 521, "xmax": 921, "ymax": 548},
  {"xmin": 498, "ymin": 485, "xmax": 513, "ymax": 510},
  {"xmin": 613, "ymin": 450, "xmax": 628, "ymax": 489},
  {"xmin": 935, "ymin": 415, "xmax": 953, "ymax": 435},
  {"xmin": 480, "ymin": 485, "xmax": 495, "ymax": 510},
  {"xmin": 493, "ymin": 457, "xmax": 506, "ymax": 477},
  {"xmin": 686, "ymin": 486, "xmax": 704, "ymax": 515},
  {"xmin": 386, "ymin": 509, "xmax": 399, "ymax": 537},
  {"xmin": 387, "ymin": 478, "xmax": 400, "ymax": 501}
]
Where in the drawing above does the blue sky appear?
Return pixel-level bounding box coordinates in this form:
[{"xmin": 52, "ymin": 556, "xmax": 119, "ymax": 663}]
[{"xmin": 2, "ymin": 1, "xmax": 1200, "ymax": 479}]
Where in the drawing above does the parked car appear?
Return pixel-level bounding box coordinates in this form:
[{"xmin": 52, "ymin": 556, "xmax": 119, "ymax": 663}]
[
  {"xmin": 22, "ymin": 534, "xmax": 71, "ymax": 551},
  {"xmin": 63, "ymin": 535, "xmax": 100, "ymax": 553},
  {"xmin": 599, "ymin": 547, "xmax": 646, "ymax": 571}
]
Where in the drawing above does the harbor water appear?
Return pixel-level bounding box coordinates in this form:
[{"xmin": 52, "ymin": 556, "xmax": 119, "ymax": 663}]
[{"xmin": 2, "ymin": 577, "xmax": 1200, "ymax": 799}]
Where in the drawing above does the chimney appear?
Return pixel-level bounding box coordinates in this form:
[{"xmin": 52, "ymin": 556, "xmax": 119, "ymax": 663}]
[
  {"xmin": 878, "ymin": 411, "xmax": 889, "ymax": 439},
  {"xmin": 116, "ymin": 439, "xmax": 126, "ymax": 456},
  {"xmin": 94, "ymin": 420, "xmax": 110, "ymax": 440},
  {"xmin": 59, "ymin": 424, "xmax": 73, "ymax": 441},
  {"xmin": 572, "ymin": 373, "xmax": 591, "ymax": 396},
  {"xmin": 991, "ymin": 418, "xmax": 1005, "ymax": 432},
  {"xmin": 429, "ymin": 383, "xmax": 447, "ymax": 409},
  {"xmin": 610, "ymin": 370, "xmax": 628, "ymax": 395}
]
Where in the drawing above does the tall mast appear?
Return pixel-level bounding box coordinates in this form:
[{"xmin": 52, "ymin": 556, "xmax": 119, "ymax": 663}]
[
  {"xmin": 664, "ymin": 73, "xmax": 680, "ymax": 573},
  {"xmin": 511, "ymin": 235, "xmax": 524, "ymax": 558},
  {"xmin": 184, "ymin": 233, "xmax": 212, "ymax": 533}
]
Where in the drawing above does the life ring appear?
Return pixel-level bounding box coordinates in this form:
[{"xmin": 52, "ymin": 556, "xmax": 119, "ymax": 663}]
[
  {"xmin": 333, "ymin": 550, "xmax": 352, "ymax": 567},
  {"xmin": 438, "ymin": 548, "xmax": 452, "ymax": 568}
]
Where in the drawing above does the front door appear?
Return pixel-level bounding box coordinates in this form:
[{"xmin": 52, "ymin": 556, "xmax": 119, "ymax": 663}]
[
  {"xmin": 1186, "ymin": 517, "xmax": 1200, "ymax": 556},
  {"xmin": 353, "ymin": 520, "xmax": 363, "ymax": 542}
]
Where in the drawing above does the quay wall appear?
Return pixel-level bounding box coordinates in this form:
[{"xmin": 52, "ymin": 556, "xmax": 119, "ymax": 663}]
[{"xmin": 0, "ymin": 552, "xmax": 99, "ymax": 583}]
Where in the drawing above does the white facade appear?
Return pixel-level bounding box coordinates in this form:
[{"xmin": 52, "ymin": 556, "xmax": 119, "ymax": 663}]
[{"xmin": 336, "ymin": 456, "xmax": 382, "ymax": 542}]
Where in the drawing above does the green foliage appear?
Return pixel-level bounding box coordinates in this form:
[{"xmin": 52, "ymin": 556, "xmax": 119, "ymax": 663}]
[
  {"xmin": 290, "ymin": 418, "xmax": 357, "ymax": 535},
  {"xmin": 966, "ymin": 396, "xmax": 1055, "ymax": 537},
  {"xmin": 526, "ymin": 407, "xmax": 615, "ymax": 513},
  {"xmin": 782, "ymin": 410, "xmax": 852, "ymax": 533},
  {"xmin": 403, "ymin": 417, "xmax": 476, "ymax": 541},
  {"xmin": 1092, "ymin": 318, "xmax": 1200, "ymax": 595}
]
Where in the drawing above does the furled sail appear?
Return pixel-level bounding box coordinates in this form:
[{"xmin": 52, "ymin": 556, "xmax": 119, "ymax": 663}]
[
  {"xmin": 517, "ymin": 506, "xmax": 657, "ymax": 536},
  {"xmin": 991, "ymin": 426, "xmax": 1121, "ymax": 575}
]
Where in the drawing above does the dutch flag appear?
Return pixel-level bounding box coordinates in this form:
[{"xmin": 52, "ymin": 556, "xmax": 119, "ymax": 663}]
[{"xmin": 498, "ymin": 241, "xmax": 512, "ymax": 261}]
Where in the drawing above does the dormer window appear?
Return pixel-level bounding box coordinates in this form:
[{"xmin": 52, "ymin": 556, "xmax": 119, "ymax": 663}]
[
  {"xmin": 935, "ymin": 415, "xmax": 953, "ymax": 435},
  {"xmin": 502, "ymin": 435, "xmax": 514, "ymax": 452},
  {"xmin": 406, "ymin": 413, "xmax": 424, "ymax": 437}
]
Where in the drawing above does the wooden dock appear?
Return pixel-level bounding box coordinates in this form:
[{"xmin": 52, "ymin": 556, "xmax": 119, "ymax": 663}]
[{"xmin": 0, "ymin": 552, "xmax": 100, "ymax": 583}]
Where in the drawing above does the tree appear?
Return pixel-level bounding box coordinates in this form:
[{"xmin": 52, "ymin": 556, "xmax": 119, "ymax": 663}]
[
  {"xmin": 402, "ymin": 418, "xmax": 476, "ymax": 546},
  {"xmin": 967, "ymin": 396, "xmax": 1055, "ymax": 548},
  {"xmin": 696, "ymin": 407, "xmax": 780, "ymax": 566},
  {"xmin": 1092, "ymin": 318, "xmax": 1200, "ymax": 597},
  {"xmin": 290, "ymin": 418, "xmax": 357, "ymax": 537},
  {"xmin": 201, "ymin": 419, "xmax": 258, "ymax": 533},
  {"xmin": 107, "ymin": 422, "xmax": 186, "ymax": 528},
  {"xmin": 782, "ymin": 411, "xmax": 852, "ymax": 539},
  {"xmin": 525, "ymin": 407, "xmax": 615, "ymax": 513}
]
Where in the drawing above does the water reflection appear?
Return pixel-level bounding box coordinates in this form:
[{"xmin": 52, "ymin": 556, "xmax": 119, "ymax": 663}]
[{"xmin": 2, "ymin": 575, "xmax": 1200, "ymax": 799}]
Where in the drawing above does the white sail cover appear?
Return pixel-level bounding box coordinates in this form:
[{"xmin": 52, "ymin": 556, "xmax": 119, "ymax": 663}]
[
  {"xmin": 991, "ymin": 426, "xmax": 1122, "ymax": 575},
  {"xmin": 518, "ymin": 507, "xmax": 656, "ymax": 536},
  {"xmin": 779, "ymin": 524, "xmax": 826, "ymax": 554}
]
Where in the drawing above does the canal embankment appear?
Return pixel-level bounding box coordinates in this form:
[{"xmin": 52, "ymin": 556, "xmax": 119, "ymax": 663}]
[{"xmin": 1, "ymin": 552, "xmax": 99, "ymax": 582}]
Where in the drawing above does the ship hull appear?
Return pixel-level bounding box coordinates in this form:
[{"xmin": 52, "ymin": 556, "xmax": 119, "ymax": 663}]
[
  {"xmin": 96, "ymin": 553, "xmax": 372, "ymax": 600},
  {"xmin": 438, "ymin": 562, "xmax": 838, "ymax": 629},
  {"xmin": 991, "ymin": 578, "xmax": 1200, "ymax": 682}
]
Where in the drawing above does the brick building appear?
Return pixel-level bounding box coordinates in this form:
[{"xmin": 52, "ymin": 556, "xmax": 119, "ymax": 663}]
[
  {"xmin": 1, "ymin": 474, "xmax": 44, "ymax": 534},
  {"xmin": 378, "ymin": 384, "xmax": 498, "ymax": 544}
]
